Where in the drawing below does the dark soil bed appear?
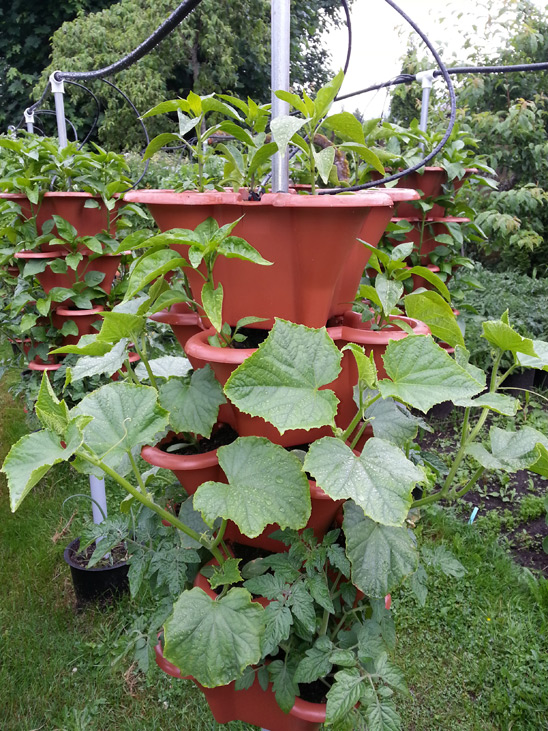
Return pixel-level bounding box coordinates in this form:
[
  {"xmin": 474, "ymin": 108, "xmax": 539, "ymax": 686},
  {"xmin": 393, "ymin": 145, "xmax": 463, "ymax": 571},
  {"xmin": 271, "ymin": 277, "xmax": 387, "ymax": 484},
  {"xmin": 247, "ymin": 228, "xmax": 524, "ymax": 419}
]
[
  {"xmin": 418, "ymin": 397, "xmax": 548, "ymax": 576},
  {"xmin": 161, "ymin": 424, "xmax": 238, "ymax": 455}
]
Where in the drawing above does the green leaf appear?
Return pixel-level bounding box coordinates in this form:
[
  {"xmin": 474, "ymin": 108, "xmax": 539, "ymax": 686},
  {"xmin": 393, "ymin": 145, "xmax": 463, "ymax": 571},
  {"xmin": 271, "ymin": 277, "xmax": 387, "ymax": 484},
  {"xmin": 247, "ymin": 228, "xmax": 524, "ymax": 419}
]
[
  {"xmin": 406, "ymin": 267, "xmax": 451, "ymax": 301},
  {"xmin": 324, "ymin": 112, "xmax": 365, "ymax": 144},
  {"xmin": 268, "ymin": 659, "xmax": 299, "ymax": 714},
  {"xmin": 313, "ymin": 146, "xmax": 336, "ymax": 185},
  {"xmin": 453, "ymin": 393, "xmax": 519, "ymax": 416},
  {"xmin": 375, "ymin": 275, "xmax": 403, "ymax": 317},
  {"xmin": 404, "ymin": 291, "xmax": 465, "ymax": 348},
  {"xmin": 294, "ymin": 636, "xmax": 334, "ymax": 683},
  {"xmin": 67, "ymin": 340, "xmax": 129, "ymax": 383},
  {"xmin": 35, "ymin": 373, "xmax": 70, "ymax": 434},
  {"xmin": 312, "ymin": 69, "xmax": 344, "ymax": 125},
  {"xmin": 218, "ymin": 237, "xmax": 272, "ymax": 266},
  {"xmin": 262, "ymin": 601, "xmax": 293, "ymax": 656},
  {"xmin": 243, "ymin": 573, "xmax": 286, "ymax": 600},
  {"xmin": 482, "ymin": 318, "xmax": 537, "ymax": 356},
  {"xmin": 208, "ymin": 558, "xmax": 242, "ymax": 590},
  {"xmin": 274, "ymin": 90, "xmax": 310, "ymax": 117},
  {"xmin": 305, "ymin": 437, "xmax": 423, "ymax": 526},
  {"xmin": 143, "ymin": 133, "xmax": 182, "ymax": 161},
  {"xmin": 134, "ymin": 356, "xmax": 192, "ymax": 381},
  {"xmin": 364, "ymin": 696, "xmax": 401, "ymax": 731},
  {"xmin": 374, "ymin": 653, "xmax": 408, "ymax": 694},
  {"xmin": 344, "ymin": 502, "xmax": 418, "ymax": 597},
  {"xmin": 224, "ymin": 319, "xmax": 341, "ymax": 434},
  {"xmin": 422, "ymin": 546, "xmax": 466, "ymax": 578},
  {"xmin": 163, "ymin": 587, "xmax": 264, "ymax": 687},
  {"xmin": 159, "ymin": 366, "xmax": 225, "ymax": 438},
  {"xmin": 378, "ymin": 336, "xmax": 484, "ymax": 413},
  {"xmin": 71, "ymin": 383, "xmax": 169, "ymax": 477},
  {"xmin": 248, "ymin": 142, "xmax": 278, "ymax": 179},
  {"xmin": 325, "ymin": 668, "xmax": 363, "ymax": 724},
  {"xmin": 270, "ymin": 116, "xmax": 306, "ymax": 158},
  {"xmin": 125, "ymin": 250, "xmax": 185, "ymax": 299},
  {"xmin": 97, "ymin": 311, "xmax": 145, "ymax": 343},
  {"xmin": 466, "ymin": 426, "xmax": 548, "ymax": 472},
  {"xmin": 342, "ymin": 344, "xmax": 378, "ymax": 391},
  {"xmin": 3, "ymin": 419, "xmax": 88, "ymax": 512},
  {"xmin": 364, "ymin": 398, "xmax": 422, "ymax": 447},
  {"xmin": 201, "ymin": 281, "xmax": 223, "ymax": 333},
  {"xmin": 517, "ymin": 339, "xmax": 548, "ymax": 371},
  {"xmin": 194, "ymin": 437, "xmax": 310, "ymax": 537}
]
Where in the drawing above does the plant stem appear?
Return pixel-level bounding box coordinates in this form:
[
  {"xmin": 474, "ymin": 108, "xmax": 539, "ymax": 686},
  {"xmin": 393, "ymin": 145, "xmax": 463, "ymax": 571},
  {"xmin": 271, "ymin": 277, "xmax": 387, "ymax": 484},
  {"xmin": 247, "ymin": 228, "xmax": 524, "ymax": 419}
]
[
  {"xmin": 132, "ymin": 338, "xmax": 157, "ymax": 391},
  {"xmin": 122, "ymin": 357, "xmax": 141, "ymax": 386},
  {"xmin": 76, "ymin": 450, "xmax": 225, "ymax": 563},
  {"xmin": 128, "ymin": 451, "xmax": 147, "ymax": 494},
  {"xmin": 454, "ymin": 466, "xmax": 485, "ymax": 499}
]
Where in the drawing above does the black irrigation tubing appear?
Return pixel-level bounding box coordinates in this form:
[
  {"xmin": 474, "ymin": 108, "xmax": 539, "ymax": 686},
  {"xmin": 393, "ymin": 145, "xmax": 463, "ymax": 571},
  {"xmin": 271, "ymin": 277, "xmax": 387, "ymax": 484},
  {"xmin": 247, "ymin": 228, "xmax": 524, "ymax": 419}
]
[
  {"xmin": 320, "ymin": 0, "xmax": 457, "ymax": 194},
  {"xmin": 64, "ymin": 80, "xmax": 101, "ymax": 149},
  {"xmin": 99, "ymin": 78, "xmax": 151, "ymax": 191},
  {"xmin": 53, "ymin": 0, "xmax": 206, "ymax": 82},
  {"xmin": 33, "ymin": 110, "xmax": 79, "ymax": 142},
  {"xmin": 340, "ymin": 0, "xmax": 352, "ymax": 75}
]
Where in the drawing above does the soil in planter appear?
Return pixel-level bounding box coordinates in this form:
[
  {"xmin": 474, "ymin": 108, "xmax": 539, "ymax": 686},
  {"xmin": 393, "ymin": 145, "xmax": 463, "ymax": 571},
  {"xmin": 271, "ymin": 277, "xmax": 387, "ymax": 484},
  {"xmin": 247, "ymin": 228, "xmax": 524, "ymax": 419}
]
[
  {"xmin": 68, "ymin": 540, "xmax": 128, "ymax": 569},
  {"xmin": 231, "ymin": 326, "xmax": 270, "ymax": 349},
  {"xmin": 160, "ymin": 424, "xmax": 238, "ymax": 456},
  {"xmin": 418, "ymin": 400, "xmax": 548, "ymax": 576}
]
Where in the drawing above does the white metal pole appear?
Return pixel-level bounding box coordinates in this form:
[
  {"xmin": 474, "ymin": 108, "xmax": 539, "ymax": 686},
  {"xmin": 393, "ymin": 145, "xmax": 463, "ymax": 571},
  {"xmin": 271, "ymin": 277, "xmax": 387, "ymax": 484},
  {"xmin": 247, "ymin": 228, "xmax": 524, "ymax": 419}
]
[
  {"xmin": 90, "ymin": 475, "xmax": 108, "ymax": 525},
  {"xmin": 24, "ymin": 109, "xmax": 34, "ymax": 134},
  {"xmin": 416, "ymin": 69, "xmax": 435, "ymax": 134},
  {"xmin": 271, "ymin": 0, "xmax": 291, "ymax": 192},
  {"xmin": 49, "ymin": 72, "xmax": 68, "ymax": 149}
]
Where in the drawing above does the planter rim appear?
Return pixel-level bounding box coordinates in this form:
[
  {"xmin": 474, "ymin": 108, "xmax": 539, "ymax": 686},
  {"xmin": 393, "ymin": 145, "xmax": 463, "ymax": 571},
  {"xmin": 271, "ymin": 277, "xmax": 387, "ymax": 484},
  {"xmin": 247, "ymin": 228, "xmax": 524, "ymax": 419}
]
[
  {"xmin": 0, "ymin": 191, "xmax": 106, "ymax": 200},
  {"xmin": 186, "ymin": 325, "xmax": 342, "ymax": 365},
  {"xmin": 54, "ymin": 305, "xmax": 105, "ymax": 317},
  {"xmin": 123, "ymin": 188, "xmax": 394, "ymax": 209},
  {"xmin": 14, "ymin": 250, "xmax": 119, "ymax": 260},
  {"xmin": 149, "ymin": 309, "xmax": 203, "ymax": 327},
  {"xmin": 27, "ymin": 360, "xmax": 61, "ymax": 371},
  {"xmin": 391, "ymin": 216, "xmax": 470, "ymax": 224},
  {"xmin": 141, "ymin": 432, "xmax": 220, "ymax": 471},
  {"xmin": 367, "ymin": 188, "xmax": 420, "ymax": 203},
  {"xmin": 332, "ymin": 314, "xmax": 430, "ymax": 345}
]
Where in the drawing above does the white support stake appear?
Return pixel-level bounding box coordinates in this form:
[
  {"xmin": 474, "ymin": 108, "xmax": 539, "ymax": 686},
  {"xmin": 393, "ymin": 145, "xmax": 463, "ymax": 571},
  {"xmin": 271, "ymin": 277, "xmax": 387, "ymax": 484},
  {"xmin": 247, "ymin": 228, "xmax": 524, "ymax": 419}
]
[
  {"xmin": 416, "ymin": 69, "xmax": 436, "ymax": 135},
  {"xmin": 90, "ymin": 475, "xmax": 108, "ymax": 525},
  {"xmin": 24, "ymin": 109, "xmax": 34, "ymax": 134},
  {"xmin": 49, "ymin": 72, "xmax": 68, "ymax": 149},
  {"xmin": 271, "ymin": 0, "xmax": 291, "ymax": 193}
]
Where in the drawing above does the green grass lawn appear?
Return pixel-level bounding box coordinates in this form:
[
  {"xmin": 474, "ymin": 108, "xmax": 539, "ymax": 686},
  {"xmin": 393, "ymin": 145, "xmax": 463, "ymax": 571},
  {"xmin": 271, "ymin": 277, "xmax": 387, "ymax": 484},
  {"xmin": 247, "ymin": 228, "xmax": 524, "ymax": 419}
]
[{"xmin": 1, "ymin": 357, "xmax": 547, "ymax": 730}]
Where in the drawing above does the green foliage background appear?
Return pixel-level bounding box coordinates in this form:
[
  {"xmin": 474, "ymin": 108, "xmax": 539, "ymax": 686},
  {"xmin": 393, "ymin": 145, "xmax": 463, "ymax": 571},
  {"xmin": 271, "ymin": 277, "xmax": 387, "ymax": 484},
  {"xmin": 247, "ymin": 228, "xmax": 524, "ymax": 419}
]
[
  {"xmin": 1, "ymin": 0, "xmax": 350, "ymax": 150},
  {"xmin": 390, "ymin": 0, "xmax": 548, "ymax": 276}
]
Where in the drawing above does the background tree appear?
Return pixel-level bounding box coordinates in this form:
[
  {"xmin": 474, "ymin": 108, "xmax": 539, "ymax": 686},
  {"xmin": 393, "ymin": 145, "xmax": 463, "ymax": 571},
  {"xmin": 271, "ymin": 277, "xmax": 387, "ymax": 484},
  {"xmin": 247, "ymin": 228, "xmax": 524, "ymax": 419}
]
[
  {"xmin": 390, "ymin": 0, "xmax": 548, "ymax": 275},
  {"xmin": 0, "ymin": 0, "xmax": 116, "ymax": 131},
  {"xmin": 25, "ymin": 0, "xmax": 351, "ymax": 150}
]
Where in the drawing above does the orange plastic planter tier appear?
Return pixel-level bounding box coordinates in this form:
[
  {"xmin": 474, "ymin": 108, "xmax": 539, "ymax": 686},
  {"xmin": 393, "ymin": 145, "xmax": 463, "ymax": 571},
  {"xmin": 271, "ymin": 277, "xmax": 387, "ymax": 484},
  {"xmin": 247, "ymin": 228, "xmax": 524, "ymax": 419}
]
[{"xmin": 124, "ymin": 189, "xmax": 400, "ymax": 328}]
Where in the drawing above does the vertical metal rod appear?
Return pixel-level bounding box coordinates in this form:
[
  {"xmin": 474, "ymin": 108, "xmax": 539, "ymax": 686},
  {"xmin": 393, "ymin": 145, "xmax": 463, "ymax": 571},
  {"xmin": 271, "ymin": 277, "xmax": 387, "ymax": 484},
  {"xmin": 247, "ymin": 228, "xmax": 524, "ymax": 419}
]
[
  {"xmin": 90, "ymin": 475, "xmax": 108, "ymax": 525},
  {"xmin": 271, "ymin": 0, "xmax": 291, "ymax": 193},
  {"xmin": 24, "ymin": 109, "xmax": 34, "ymax": 134},
  {"xmin": 49, "ymin": 72, "xmax": 68, "ymax": 149},
  {"xmin": 416, "ymin": 69, "xmax": 435, "ymax": 136}
]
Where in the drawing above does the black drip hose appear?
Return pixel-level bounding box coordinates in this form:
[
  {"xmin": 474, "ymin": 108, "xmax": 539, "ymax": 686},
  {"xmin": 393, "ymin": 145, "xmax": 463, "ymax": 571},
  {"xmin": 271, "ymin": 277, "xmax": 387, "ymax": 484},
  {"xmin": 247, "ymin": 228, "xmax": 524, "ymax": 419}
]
[
  {"xmin": 321, "ymin": 0, "xmax": 457, "ymax": 194},
  {"xmin": 54, "ymin": 0, "xmax": 205, "ymax": 82},
  {"xmin": 64, "ymin": 80, "xmax": 101, "ymax": 148},
  {"xmin": 33, "ymin": 110, "xmax": 79, "ymax": 141},
  {"xmin": 340, "ymin": 0, "xmax": 352, "ymax": 75},
  {"xmin": 99, "ymin": 78, "xmax": 151, "ymax": 191}
]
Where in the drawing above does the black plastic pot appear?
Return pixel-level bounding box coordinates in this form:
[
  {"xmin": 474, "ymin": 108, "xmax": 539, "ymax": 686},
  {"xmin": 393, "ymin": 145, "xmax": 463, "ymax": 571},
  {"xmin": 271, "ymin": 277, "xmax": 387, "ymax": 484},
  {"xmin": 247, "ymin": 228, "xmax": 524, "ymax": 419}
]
[{"xmin": 63, "ymin": 537, "xmax": 129, "ymax": 606}]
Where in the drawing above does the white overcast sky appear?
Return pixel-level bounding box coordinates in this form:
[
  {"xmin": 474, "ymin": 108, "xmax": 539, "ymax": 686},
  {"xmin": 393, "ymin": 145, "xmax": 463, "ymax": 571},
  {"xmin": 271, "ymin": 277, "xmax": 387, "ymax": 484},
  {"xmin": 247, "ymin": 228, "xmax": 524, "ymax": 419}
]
[{"xmin": 324, "ymin": 0, "xmax": 548, "ymax": 117}]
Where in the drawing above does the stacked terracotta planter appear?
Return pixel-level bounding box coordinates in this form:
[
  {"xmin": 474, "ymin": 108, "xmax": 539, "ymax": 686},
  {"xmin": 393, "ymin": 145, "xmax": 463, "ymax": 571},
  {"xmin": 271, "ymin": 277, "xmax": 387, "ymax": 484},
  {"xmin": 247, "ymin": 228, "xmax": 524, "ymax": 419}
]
[
  {"xmin": 131, "ymin": 188, "xmax": 423, "ymax": 729},
  {"xmin": 382, "ymin": 167, "xmax": 472, "ymax": 288},
  {"xmin": 9, "ymin": 194, "xmax": 123, "ymax": 365}
]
